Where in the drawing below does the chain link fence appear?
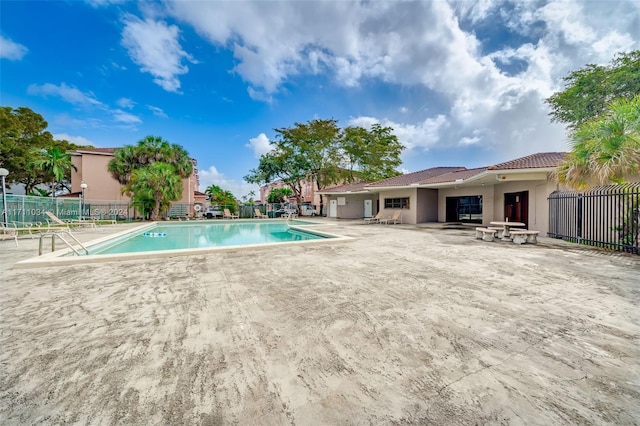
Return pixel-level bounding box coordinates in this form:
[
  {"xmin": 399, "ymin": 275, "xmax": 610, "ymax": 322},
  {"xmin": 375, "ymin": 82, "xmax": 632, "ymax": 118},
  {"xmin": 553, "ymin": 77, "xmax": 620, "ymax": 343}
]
[{"xmin": 2, "ymin": 195, "xmax": 320, "ymax": 224}]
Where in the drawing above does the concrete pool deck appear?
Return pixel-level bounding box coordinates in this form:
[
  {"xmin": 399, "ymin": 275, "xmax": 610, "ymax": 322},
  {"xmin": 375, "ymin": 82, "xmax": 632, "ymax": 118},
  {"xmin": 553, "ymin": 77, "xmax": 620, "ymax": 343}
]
[{"xmin": 1, "ymin": 219, "xmax": 639, "ymax": 424}]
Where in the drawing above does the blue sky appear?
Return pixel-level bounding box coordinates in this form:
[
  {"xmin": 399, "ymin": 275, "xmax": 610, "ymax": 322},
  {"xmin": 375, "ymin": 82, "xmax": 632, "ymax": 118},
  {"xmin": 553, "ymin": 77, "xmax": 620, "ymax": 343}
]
[{"xmin": 2, "ymin": 1, "xmax": 639, "ymax": 198}]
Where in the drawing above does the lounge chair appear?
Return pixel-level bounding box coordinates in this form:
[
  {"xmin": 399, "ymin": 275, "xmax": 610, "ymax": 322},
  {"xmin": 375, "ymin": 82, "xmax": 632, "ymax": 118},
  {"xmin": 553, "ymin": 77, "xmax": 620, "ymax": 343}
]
[
  {"xmin": 380, "ymin": 210, "xmax": 402, "ymax": 225},
  {"xmin": 45, "ymin": 211, "xmax": 96, "ymax": 228},
  {"xmin": 8, "ymin": 221, "xmax": 71, "ymax": 240},
  {"xmin": 0, "ymin": 224, "xmax": 18, "ymax": 246},
  {"xmin": 254, "ymin": 208, "xmax": 268, "ymax": 219},
  {"xmin": 223, "ymin": 208, "xmax": 239, "ymax": 219},
  {"xmin": 364, "ymin": 211, "xmax": 384, "ymax": 224}
]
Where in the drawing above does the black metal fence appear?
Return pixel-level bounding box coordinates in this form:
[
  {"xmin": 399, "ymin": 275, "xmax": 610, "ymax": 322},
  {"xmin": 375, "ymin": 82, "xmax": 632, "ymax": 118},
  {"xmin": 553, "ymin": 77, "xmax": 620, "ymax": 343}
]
[{"xmin": 548, "ymin": 183, "xmax": 640, "ymax": 254}]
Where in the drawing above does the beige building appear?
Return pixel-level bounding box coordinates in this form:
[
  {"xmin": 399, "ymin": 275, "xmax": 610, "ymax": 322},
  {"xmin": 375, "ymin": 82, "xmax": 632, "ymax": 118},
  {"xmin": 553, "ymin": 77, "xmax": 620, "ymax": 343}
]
[
  {"xmin": 69, "ymin": 147, "xmax": 206, "ymax": 215},
  {"xmin": 319, "ymin": 152, "xmax": 568, "ymax": 235}
]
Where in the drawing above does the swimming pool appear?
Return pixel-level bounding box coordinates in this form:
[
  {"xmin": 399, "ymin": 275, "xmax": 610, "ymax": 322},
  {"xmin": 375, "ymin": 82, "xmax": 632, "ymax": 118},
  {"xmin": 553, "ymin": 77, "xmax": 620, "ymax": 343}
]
[
  {"xmin": 16, "ymin": 220, "xmax": 351, "ymax": 268},
  {"xmin": 88, "ymin": 221, "xmax": 326, "ymax": 255}
]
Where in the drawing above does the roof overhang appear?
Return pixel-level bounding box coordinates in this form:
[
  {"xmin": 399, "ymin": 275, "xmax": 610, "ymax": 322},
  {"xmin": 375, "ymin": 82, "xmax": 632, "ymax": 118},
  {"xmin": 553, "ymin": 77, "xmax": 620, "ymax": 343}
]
[
  {"xmin": 317, "ymin": 190, "xmax": 371, "ymax": 195},
  {"xmin": 367, "ymin": 167, "xmax": 556, "ymax": 190},
  {"xmin": 360, "ymin": 185, "xmax": 415, "ymax": 192},
  {"xmin": 73, "ymin": 150, "xmax": 116, "ymax": 157}
]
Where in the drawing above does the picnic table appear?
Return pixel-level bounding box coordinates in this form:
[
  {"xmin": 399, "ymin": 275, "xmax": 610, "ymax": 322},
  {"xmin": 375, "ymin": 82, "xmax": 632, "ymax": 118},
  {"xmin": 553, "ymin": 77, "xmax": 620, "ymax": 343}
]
[{"xmin": 489, "ymin": 221, "xmax": 525, "ymax": 241}]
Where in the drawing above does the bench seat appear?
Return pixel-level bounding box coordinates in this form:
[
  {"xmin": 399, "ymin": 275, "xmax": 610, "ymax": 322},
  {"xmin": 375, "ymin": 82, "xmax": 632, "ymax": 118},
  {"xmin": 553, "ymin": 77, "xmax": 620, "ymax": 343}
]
[
  {"xmin": 475, "ymin": 227, "xmax": 498, "ymax": 242},
  {"xmin": 510, "ymin": 230, "xmax": 540, "ymax": 244}
]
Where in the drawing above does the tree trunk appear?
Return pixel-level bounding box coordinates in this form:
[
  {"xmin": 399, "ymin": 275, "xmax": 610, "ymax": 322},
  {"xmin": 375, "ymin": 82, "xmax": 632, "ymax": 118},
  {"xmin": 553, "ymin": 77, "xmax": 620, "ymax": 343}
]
[
  {"xmin": 316, "ymin": 180, "xmax": 325, "ymax": 216},
  {"xmin": 151, "ymin": 195, "xmax": 161, "ymax": 221}
]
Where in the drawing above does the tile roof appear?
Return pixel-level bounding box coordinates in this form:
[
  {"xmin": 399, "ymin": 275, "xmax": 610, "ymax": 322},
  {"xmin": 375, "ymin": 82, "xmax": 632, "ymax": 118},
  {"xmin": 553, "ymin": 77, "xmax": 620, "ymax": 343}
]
[
  {"xmin": 367, "ymin": 167, "xmax": 466, "ymax": 187},
  {"xmin": 487, "ymin": 152, "xmax": 568, "ymax": 170},
  {"xmin": 74, "ymin": 147, "xmax": 118, "ymax": 154},
  {"xmin": 320, "ymin": 182, "xmax": 373, "ymax": 193},
  {"xmin": 74, "ymin": 147, "xmax": 197, "ymax": 162},
  {"xmin": 418, "ymin": 167, "xmax": 488, "ymax": 184}
]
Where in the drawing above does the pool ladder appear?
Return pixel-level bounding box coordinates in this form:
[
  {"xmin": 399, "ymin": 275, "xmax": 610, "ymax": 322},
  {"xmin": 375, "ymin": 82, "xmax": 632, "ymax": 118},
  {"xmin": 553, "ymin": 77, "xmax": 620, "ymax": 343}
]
[{"xmin": 39, "ymin": 230, "xmax": 89, "ymax": 256}]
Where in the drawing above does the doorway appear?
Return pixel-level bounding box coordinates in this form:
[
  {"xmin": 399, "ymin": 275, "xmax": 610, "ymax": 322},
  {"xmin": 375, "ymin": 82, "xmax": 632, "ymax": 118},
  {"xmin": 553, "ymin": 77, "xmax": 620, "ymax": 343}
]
[
  {"xmin": 504, "ymin": 191, "xmax": 528, "ymax": 226},
  {"xmin": 329, "ymin": 199, "xmax": 337, "ymax": 218},
  {"xmin": 364, "ymin": 200, "xmax": 372, "ymax": 218},
  {"xmin": 445, "ymin": 196, "xmax": 483, "ymax": 223}
]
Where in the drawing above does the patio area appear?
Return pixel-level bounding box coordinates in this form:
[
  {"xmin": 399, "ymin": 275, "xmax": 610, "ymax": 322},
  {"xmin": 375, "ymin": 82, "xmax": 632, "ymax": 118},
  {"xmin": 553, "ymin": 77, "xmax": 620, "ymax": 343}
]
[{"xmin": 1, "ymin": 219, "xmax": 639, "ymax": 424}]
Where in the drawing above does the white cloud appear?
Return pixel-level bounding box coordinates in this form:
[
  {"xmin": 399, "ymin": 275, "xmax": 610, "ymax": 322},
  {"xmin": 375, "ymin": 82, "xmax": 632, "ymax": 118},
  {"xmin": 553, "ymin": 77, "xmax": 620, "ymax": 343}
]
[
  {"xmin": 85, "ymin": 0, "xmax": 126, "ymax": 6},
  {"xmin": 121, "ymin": 15, "xmax": 194, "ymax": 93},
  {"xmin": 159, "ymin": 0, "xmax": 639, "ymax": 162},
  {"xmin": 0, "ymin": 36, "xmax": 28, "ymax": 60},
  {"xmin": 112, "ymin": 109, "xmax": 142, "ymax": 124},
  {"xmin": 349, "ymin": 114, "xmax": 449, "ymax": 152},
  {"xmin": 117, "ymin": 97, "xmax": 135, "ymax": 109},
  {"xmin": 29, "ymin": 82, "xmax": 145, "ymax": 130},
  {"xmin": 246, "ymin": 133, "xmax": 272, "ymax": 158},
  {"xmin": 27, "ymin": 83, "xmax": 103, "ymax": 107},
  {"xmin": 147, "ymin": 105, "xmax": 168, "ymax": 118},
  {"xmin": 52, "ymin": 133, "xmax": 96, "ymax": 146},
  {"xmin": 247, "ymin": 87, "xmax": 273, "ymax": 103},
  {"xmin": 199, "ymin": 165, "xmax": 259, "ymax": 199}
]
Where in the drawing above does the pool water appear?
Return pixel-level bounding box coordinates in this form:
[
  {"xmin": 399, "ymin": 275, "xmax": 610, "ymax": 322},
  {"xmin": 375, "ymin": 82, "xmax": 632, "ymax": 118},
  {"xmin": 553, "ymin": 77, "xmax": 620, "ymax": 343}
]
[{"xmin": 87, "ymin": 220, "xmax": 328, "ymax": 255}]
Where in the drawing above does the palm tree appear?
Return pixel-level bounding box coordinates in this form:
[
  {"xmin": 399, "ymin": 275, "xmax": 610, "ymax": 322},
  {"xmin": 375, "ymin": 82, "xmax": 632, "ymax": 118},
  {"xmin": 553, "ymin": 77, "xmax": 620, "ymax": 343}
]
[
  {"xmin": 108, "ymin": 135, "xmax": 193, "ymax": 220},
  {"xmin": 556, "ymin": 95, "xmax": 640, "ymax": 189},
  {"xmin": 108, "ymin": 136, "xmax": 193, "ymax": 184},
  {"xmin": 129, "ymin": 163, "xmax": 182, "ymax": 220},
  {"xmin": 30, "ymin": 146, "xmax": 77, "ymax": 196},
  {"xmin": 204, "ymin": 184, "xmax": 238, "ymax": 212},
  {"xmin": 108, "ymin": 145, "xmax": 138, "ymax": 185}
]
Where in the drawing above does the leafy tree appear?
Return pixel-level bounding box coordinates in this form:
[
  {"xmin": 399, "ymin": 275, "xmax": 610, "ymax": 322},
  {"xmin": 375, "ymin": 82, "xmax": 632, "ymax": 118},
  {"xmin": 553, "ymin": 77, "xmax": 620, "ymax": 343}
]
[
  {"xmin": 267, "ymin": 187, "xmax": 293, "ymax": 203},
  {"xmin": 204, "ymin": 184, "xmax": 238, "ymax": 212},
  {"xmin": 245, "ymin": 149, "xmax": 310, "ymax": 213},
  {"xmin": 30, "ymin": 146, "xmax": 77, "ymax": 196},
  {"xmin": 556, "ymin": 96, "xmax": 640, "ymax": 188},
  {"xmin": 245, "ymin": 118, "xmax": 404, "ymax": 215},
  {"xmin": 108, "ymin": 135, "xmax": 193, "ymax": 220},
  {"xmin": 546, "ymin": 50, "xmax": 640, "ymax": 129},
  {"xmin": 0, "ymin": 106, "xmax": 81, "ymax": 193},
  {"xmin": 547, "ymin": 50, "xmax": 640, "ymax": 188},
  {"xmin": 284, "ymin": 119, "xmax": 342, "ymax": 214},
  {"xmin": 342, "ymin": 123, "xmax": 403, "ymax": 182},
  {"xmin": 240, "ymin": 190, "xmax": 256, "ymax": 205}
]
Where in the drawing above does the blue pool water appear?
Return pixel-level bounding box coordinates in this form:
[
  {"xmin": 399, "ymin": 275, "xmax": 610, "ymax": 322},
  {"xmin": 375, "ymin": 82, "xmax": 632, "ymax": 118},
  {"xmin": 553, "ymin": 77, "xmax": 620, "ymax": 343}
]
[{"xmin": 86, "ymin": 220, "xmax": 327, "ymax": 255}]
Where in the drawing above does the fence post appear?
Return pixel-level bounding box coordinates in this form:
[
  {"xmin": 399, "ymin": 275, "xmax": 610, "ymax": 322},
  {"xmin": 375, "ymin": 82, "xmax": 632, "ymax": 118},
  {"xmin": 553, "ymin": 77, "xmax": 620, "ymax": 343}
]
[{"xmin": 576, "ymin": 193, "xmax": 582, "ymax": 244}]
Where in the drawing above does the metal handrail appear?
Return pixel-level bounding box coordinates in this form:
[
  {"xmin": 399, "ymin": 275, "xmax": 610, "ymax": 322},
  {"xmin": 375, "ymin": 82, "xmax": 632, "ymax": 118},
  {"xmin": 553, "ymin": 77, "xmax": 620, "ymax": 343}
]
[{"xmin": 39, "ymin": 230, "xmax": 89, "ymax": 256}]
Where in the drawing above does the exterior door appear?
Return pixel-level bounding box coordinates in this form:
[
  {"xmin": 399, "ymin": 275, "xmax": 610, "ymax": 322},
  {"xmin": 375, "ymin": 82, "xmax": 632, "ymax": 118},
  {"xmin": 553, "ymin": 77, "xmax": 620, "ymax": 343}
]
[
  {"xmin": 329, "ymin": 200, "xmax": 338, "ymax": 218},
  {"xmin": 504, "ymin": 191, "xmax": 528, "ymax": 226},
  {"xmin": 364, "ymin": 200, "xmax": 372, "ymax": 218}
]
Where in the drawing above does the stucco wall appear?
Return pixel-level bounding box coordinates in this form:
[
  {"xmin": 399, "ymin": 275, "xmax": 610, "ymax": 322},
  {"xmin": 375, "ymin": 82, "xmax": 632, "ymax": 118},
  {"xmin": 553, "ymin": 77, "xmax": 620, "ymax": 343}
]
[
  {"xmin": 437, "ymin": 179, "xmax": 559, "ymax": 234},
  {"xmin": 416, "ymin": 188, "xmax": 438, "ymax": 222},
  {"xmin": 71, "ymin": 153, "xmax": 130, "ymax": 202},
  {"xmin": 378, "ymin": 189, "xmax": 416, "ymax": 224},
  {"xmin": 491, "ymin": 180, "xmax": 558, "ymax": 233},
  {"xmin": 324, "ymin": 175, "xmax": 560, "ymax": 233},
  {"xmin": 438, "ymin": 186, "xmax": 496, "ymax": 224},
  {"xmin": 71, "ymin": 151, "xmax": 200, "ymax": 205},
  {"xmin": 327, "ymin": 193, "xmax": 379, "ymax": 219}
]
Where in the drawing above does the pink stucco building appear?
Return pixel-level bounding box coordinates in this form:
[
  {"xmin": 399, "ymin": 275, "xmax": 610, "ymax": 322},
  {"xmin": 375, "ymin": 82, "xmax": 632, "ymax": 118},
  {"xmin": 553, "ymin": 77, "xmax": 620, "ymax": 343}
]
[{"xmin": 69, "ymin": 147, "xmax": 206, "ymax": 214}]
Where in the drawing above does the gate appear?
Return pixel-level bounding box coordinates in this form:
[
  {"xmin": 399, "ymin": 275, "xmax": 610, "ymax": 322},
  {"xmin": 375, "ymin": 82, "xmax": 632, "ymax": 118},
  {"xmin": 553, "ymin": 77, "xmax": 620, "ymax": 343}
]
[{"xmin": 548, "ymin": 183, "xmax": 640, "ymax": 254}]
